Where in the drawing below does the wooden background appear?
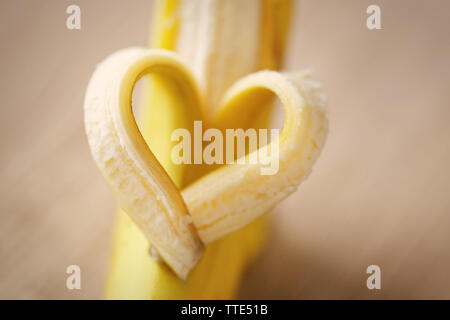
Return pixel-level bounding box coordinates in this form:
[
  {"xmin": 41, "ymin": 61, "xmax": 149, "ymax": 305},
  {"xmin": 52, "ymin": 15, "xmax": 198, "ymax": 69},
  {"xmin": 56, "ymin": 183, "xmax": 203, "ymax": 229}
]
[{"xmin": 1, "ymin": 0, "xmax": 449, "ymax": 299}]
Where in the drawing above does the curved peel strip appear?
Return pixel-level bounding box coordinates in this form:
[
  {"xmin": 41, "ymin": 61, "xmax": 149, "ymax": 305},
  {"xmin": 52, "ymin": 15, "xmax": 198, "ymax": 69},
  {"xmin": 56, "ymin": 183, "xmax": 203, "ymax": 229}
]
[
  {"xmin": 84, "ymin": 47, "xmax": 204, "ymax": 280},
  {"xmin": 183, "ymin": 70, "xmax": 328, "ymax": 243}
]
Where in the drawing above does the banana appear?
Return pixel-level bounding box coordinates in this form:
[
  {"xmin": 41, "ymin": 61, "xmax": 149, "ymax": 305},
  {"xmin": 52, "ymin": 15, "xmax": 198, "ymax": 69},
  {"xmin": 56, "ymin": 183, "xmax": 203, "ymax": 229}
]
[{"xmin": 86, "ymin": 0, "xmax": 327, "ymax": 299}]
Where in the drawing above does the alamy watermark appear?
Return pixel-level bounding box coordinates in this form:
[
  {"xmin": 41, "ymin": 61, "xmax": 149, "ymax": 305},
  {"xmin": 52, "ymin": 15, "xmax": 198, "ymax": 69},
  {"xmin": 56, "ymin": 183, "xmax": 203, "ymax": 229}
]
[
  {"xmin": 366, "ymin": 5, "xmax": 381, "ymax": 30},
  {"xmin": 171, "ymin": 121, "xmax": 280, "ymax": 175},
  {"xmin": 66, "ymin": 5, "xmax": 81, "ymax": 30},
  {"xmin": 66, "ymin": 265, "xmax": 81, "ymax": 290},
  {"xmin": 366, "ymin": 265, "xmax": 381, "ymax": 290}
]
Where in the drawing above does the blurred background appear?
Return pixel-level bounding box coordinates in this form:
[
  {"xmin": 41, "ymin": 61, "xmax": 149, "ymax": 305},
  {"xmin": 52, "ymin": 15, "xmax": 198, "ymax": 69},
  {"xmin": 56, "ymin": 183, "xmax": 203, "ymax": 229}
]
[{"xmin": 1, "ymin": 0, "xmax": 449, "ymax": 299}]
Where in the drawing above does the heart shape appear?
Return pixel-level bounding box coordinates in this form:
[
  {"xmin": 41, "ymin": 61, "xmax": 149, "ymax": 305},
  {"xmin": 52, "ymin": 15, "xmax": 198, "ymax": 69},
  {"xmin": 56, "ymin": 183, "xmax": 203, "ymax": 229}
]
[{"xmin": 84, "ymin": 47, "xmax": 327, "ymax": 279}]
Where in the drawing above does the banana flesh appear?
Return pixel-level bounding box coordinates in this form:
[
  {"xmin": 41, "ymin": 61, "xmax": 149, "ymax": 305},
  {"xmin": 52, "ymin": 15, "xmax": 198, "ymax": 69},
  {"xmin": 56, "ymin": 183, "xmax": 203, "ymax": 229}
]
[{"xmin": 175, "ymin": 0, "xmax": 262, "ymax": 110}]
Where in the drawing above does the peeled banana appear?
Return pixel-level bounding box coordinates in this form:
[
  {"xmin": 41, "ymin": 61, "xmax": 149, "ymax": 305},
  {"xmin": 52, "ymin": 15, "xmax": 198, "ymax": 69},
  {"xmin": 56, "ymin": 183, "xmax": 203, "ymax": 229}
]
[{"xmin": 83, "ymin": 0, "xmax": 328, "ymax": 299}]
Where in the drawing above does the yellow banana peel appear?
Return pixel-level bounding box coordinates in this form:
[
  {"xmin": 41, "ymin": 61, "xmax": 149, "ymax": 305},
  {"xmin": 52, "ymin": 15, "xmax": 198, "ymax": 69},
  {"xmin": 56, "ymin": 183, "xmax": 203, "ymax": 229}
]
[{"xmin": 83, "ymin": 0, "xmax": 328, "ymax": 299}]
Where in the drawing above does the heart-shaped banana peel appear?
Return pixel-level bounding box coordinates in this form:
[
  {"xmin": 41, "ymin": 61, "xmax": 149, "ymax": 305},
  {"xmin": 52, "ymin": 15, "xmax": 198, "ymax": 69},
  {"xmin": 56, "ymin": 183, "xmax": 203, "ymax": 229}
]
[{"xmin": 84, "ymin": 47, "xmax": 328, "ymax": 280}]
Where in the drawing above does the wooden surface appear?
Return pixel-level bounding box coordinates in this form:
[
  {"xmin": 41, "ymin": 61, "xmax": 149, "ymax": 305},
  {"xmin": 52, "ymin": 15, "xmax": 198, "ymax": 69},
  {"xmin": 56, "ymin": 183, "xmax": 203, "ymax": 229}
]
[{"xmin": 1, "ymin": 0, "xmax": 450, "ymax": 299}]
